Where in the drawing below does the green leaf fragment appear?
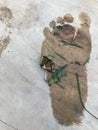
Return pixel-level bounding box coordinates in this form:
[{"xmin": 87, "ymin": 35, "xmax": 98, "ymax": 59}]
[
  {"xmin": 62, "ymin": 40, "xmax": 82, "ymax": 48},
  {"xmin": 55, "ymin": 52, "xmax": 67, "ymax": 61},
  {"xmin": 83, "ymin": 58, "xmax": 89, "ymax": 65},
  {"xmin": 53, "ymin": 32, "xmax": 59, "ymax": 35},
  {"xmin": 48, "ymin": 64, "xmax": 67, "ymax": 85}
]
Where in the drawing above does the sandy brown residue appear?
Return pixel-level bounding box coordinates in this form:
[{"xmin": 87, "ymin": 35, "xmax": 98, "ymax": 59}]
[
  {"xmin": 41, "ymin": 13, "xmax": 91, "ymax": 126},
  {"xmin": 0, "ymin": 6, "xmax": 12, "ymax": 21},
  {"xmin": 0, "ymin": 37, "xmax": 10, "ymax": 55},
  {"xmin": 0, "ymin": 6, "xmax": 12, "ymax": 55}
]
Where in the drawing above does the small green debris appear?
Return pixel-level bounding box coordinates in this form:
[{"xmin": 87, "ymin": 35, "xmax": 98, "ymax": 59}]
[
  {"xmin": 55, "ymin": 52, "xmax": 68, "ymax": 61},
  {"xmin": 48, "ymin": 64, "xmax": 67, "ymax": 85},
  {"xmin": 53, "ymin": 32, "xmax": 59, "ymax": 35},
  {"xmin": 62, "ymin": 40, "xmax": 82, "ymax": 48}
]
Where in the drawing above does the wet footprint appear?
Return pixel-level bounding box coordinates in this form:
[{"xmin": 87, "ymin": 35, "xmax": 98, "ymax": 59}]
[
  {"xmin": 0, "ymin": 6, "xmax": 13, "ymax": 55},
  {"xmin": 41, "ymin": 13, "xmax": 91, "ymax": 126}
]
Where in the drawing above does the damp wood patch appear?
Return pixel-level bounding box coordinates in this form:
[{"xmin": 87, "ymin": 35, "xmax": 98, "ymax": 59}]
[{"xmin": 40, "ymin": 12, "xmax": 92, "ymax": 126}]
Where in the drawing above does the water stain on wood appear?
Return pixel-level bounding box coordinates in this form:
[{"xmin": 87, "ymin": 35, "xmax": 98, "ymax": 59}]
[{"xmin": 41, "ymin": 12, "xmax": 91, "ymax": 126}]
